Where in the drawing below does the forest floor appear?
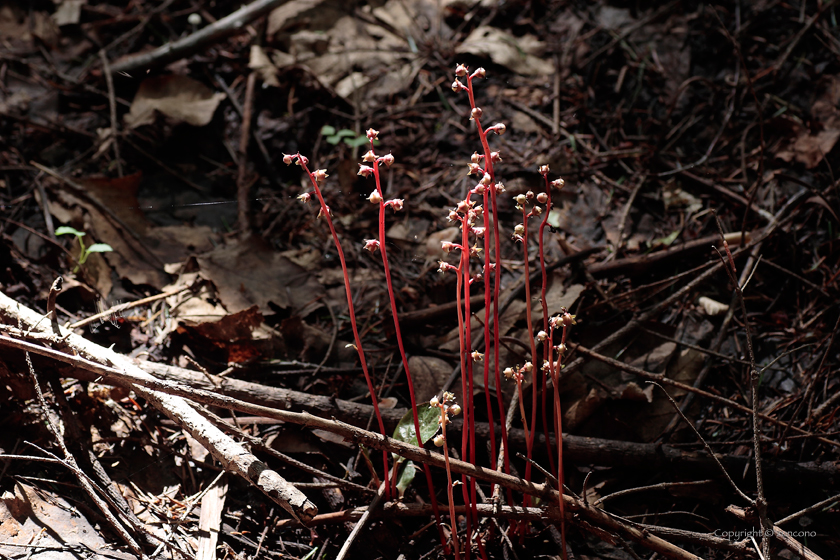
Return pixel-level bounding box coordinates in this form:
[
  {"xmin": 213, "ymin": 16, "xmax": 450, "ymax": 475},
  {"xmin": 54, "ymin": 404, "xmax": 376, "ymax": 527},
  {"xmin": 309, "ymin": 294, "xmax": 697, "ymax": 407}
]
[{"xmin": 1, "ymin": 0, "xmax": 840, "ymax": 559}]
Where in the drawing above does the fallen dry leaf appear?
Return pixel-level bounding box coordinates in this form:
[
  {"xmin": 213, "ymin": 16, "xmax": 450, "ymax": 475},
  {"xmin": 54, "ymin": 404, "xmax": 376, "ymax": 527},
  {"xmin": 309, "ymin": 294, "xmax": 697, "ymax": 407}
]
[
  {"xmin": 195, "ymin": 236, "xmax": 324, "ymax": 316},
  {"xmin": 456, "ymin": 26, "xmax": 553, "ymax": 76},
  {"xmin": 125, "ymin": 75, "xmax": 226, "ymax": 128},
  {"xmin": 776, "ymin": 75, "xmax": 840, "ymax": 168},
  {"xmin": 0, "ymin": 482, "xmax": 135, "ymax": 560},
  {"xmin": 249, "ymin": 45, "xmax": 280, "ymax": 87}
]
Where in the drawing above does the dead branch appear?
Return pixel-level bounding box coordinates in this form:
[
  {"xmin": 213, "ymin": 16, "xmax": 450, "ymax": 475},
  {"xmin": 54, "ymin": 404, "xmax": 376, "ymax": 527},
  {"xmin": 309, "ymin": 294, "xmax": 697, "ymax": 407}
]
[{"xmin": 0, "ymin": 290, "xmax": 318, "ymax": 523}]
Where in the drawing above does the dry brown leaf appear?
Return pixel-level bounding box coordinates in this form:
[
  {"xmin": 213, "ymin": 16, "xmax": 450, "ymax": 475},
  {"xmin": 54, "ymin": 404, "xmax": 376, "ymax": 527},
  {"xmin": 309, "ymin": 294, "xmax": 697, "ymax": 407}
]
[
  {"xmin": 267, "ymin": 0, "xmax": 326, "ymax": 36},
  {"xmin": 425, "ymin": 226, "xmax": 460, "ymax": 263},
  {"xmin": 53, "ymin": 0, "xmax": 85, "ymax": 26},
  {"xmin": 409, "ymin": 355, "xmax": 455, "ymax": 404},
  {"xmin": 195, "ymin": 236, "xmax": 323, "ymax": 316},
  {"xmin": 776, "ymin": 75, "xmax": 840, "ymax": 168},
  {"xmin": 0, "ymin": 483, "xmax": 135, "ymax": 560},
  {"xmin": 456, "ymin": 26, "xmax": 553, "ymax": 76},
  {"xmin": 698, "ymin": 296, "xmax": 728, "ymax": 316},
  {"xmin": 249, "ymin": 45, "xmax": 280, "ymax": 87},
  {"xmin": 563, "ymin": 387, "xmax": 607, "ymax": 431},
  {"xmin": 125, "ymin": 75, "xmax": 225, "ymax": 129}
]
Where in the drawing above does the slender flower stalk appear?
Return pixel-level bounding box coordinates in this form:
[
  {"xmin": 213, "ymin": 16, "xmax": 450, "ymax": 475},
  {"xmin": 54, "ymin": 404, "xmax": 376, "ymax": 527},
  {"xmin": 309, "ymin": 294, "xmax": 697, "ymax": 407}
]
[
  {"xmin": 537, "ymin": 167, "xmax": 564, "ymax": 473},
  {"xmin": 359, "ymin": 132, "xmax": 447, "ymax": 549},
  {"xmin": 286, "ymin": 152, "xmax": 391, "ymax": 498},
  {"xmin": 504, "ymin": 364, "xmax": 532, "ymax": 445},
  {"xmin": 548, "ymin": 310, "xmax": 575, "ymax": 560},
  {"xmin": 432, "ymin": 393, "xmax": 462, "ymax": 560},
  {"xmin": 513, "ymin": 191, "xmax": 540, "ymax": 489},
  {"xmin": 454, "ymin": 64, "xmax": 510, "ymax": 480}
]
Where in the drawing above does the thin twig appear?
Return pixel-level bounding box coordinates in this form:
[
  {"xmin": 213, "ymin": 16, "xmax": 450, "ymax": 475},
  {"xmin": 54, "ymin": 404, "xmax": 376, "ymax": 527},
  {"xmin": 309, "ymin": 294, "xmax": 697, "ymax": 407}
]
[
  {"xmin": 98, "ymin": 49, "xmax": 123, "ymax": 177},
  {"xmin": 237, "ymin": 71, "xmax": 256, "ymax": 234},
  {"xmin": 109, "ymin": 0, "xmax": 291, "ymax": 74}
]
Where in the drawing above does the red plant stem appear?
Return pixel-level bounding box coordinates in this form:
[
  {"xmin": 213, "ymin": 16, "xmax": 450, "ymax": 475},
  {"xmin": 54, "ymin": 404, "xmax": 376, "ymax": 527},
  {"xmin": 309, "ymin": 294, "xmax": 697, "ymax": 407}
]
[
  {"xmin": 297, "ymin": 156, "xmax": 391, "ymax": 500},
  {"xmin": 521, "ymin": 206, "xmax": 538, "ymax": 489},
  {"xmin": 480, "ymin": 189, "xmax": 497, "ymax": 482},
  {"xmin": 455, "ymin": 234, "xmax": 468, "ymax": 502},
  {"xmin": 439, "ymin": 406, "xmax": 461, "ymax": 560},
  {"xmin": 369, "ymin": 143, "xmax": 446, "ymax": 546},
  {"xmin": 537, "ymin": 177, "xmax": 557, "ymax": 475},
  {"xmin": 466, "ymin": 74, "xmax": 509, "ymax": 477},
  {"xmin": 549, "ymin": 325, "xmax": 569, "ymax": 560},
  {"xmin": 459, "ymin": 212, "xmax": 478, "ymax": 554}
]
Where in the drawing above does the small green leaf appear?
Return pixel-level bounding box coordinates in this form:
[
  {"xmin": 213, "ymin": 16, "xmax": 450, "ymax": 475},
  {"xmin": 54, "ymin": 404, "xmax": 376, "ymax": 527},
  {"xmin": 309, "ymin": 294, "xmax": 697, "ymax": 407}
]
[
  {"xmin": 335, "ymin": 129, "xmax": 356, "ymax": 138},
  {"xmin": 344, "ymin": 136, "xmax": 369, "ymax": 148},
  {"xmin": 392, "ymin": 404, "xmax": 441, "ymax": 461},
  {"xmin": 320, "ymin": 125, "xmax": 336, "ymax": 136},
  {"xmin": 653, "ymin": 229, "xmax": 680, "ymax": 247},
  {"xmin": 395, "ymin": 460, "xmax": 416, "ymax": 498},
  {"xmin": 86, "ymin": 243, "xmax": 114, "ymax": 253},
  {"xmin": 55, "ymin": 226, "xmax": 84, "ymax": 237},
  {"xmin": 326, "ymin": 135, "xmax": 342, "ymax": 145}
]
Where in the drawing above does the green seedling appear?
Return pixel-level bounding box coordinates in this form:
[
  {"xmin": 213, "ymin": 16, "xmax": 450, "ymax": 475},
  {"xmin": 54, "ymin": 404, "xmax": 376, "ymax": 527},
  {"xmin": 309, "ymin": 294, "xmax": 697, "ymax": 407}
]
[
  {"xmin": 55, "ymin": 226, "xmax": 113, "ymax": 273},
  {"xmin": 321, "ymin": 125, "xmax": 376, "ymax": 148}
]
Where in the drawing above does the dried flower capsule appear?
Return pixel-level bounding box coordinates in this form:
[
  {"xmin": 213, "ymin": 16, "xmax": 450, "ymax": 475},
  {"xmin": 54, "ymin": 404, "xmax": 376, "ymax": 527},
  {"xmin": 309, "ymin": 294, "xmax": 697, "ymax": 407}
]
[
  {"xmin": 514, "ymin": 223, "xmax": 525, "ymax": 236},
  {"xmin": 367, "ymin": 190, "xmax": 382, "ymax": 203},
  {"xmin": 471, "ymin": 152, "xmax": 482, "ymax": 164},
  {"xmin": 438, "ymin": 261, "xmax": 456, "ymax": 274},
  {"xmin": 489, "ymin": 123, "xmax": 506, "ymax": 135},
  {"xmin": 283, "ymin": 153, "xmax": 294, "ymax": 165},
  {"xmin": 363, "ymin": 150, "xmax": 376, "ymax": 162},
  {"xmin": 297, "ymin": 192, "xmax": 311, "ymax": 203},
  {"xmin": 480, "ymin": 172, "xmax": 492, "ymax": 185},
  {"xmin": 313, "ymin": 169, "xmax": 328, "ymax": 183},
  {"xmin": 358, "ymin": 165, "xmax": 374, "ymax": 178},
  {"xmin": 430, "ymin": 395, "xmax": 440, "ymax": 407},
  {"xmin": 503, "ymin": 367, "xmax": 515, "ymax": 379},
  {"xmin": 471, "ymin": 350, "xmax": 483, "ymax": 362},
  {"xmin": 386, "ymin": 198, "xmax": 404, "ymax": 211},
  {"xmin": 455, "ymin": 64, "xmax": 468, "ymax": 77},
  {"xmin": 537, "ymin": 192, "xmax": 548, "ymax": 204},
  {"xmin": 494, "ymin": 182, "xmax": 506, "ymax": 193},
  {"xmin": 515, "ymin": 194, "xmax": 527, "ymax": 206},
  {"xmin": 472, "ymin": 67, "xmax": 486, "ymax": 79},
  {"xmin": 470, "ymin": 107, "xmax": 483, "ymax": 121},
  {"xmin": 537, "ymin": 330, "xmax": 548, "ymax": 342},
  {"xmin": 490, "ymin": 151, "xmax": 502, "ymax": 163},
  {"xmin": 381, "ymin": 153, "xmax": 395, "ymax": 167},
  {"xmin": 452, "ymin": 79, "xmax": 464, "ymax": 92},
  {"xmin": 363, "ymin": 239, "xmax": 380, "ymax": 252},
  {"xmin": 449, "ymin": 403, "xmax": 461, "ymax": 416},
  {"xmin": 433, "ymin": 433, "xmax": 446, "ymax": 447},
  {"xmin": 539, "ymin": 164, "xmax": 550, "ymax": 176},
  {"xmin": 366, "ymin": 128, "xmax": 379, "ymax": 140},
  {"xmin": 468, "ymin": 163, "xmax": 481, "ymax": 175},
  {"xmin": 551, "ymin": 178, "xmax": 565, "ymax": 189}
]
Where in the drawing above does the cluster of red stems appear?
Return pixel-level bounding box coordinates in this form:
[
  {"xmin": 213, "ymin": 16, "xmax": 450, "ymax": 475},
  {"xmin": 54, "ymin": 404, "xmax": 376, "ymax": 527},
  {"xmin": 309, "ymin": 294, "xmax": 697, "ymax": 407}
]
[{"xmin": 284, "ymin": 64, "xmax": 574, "ymax": 560}]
